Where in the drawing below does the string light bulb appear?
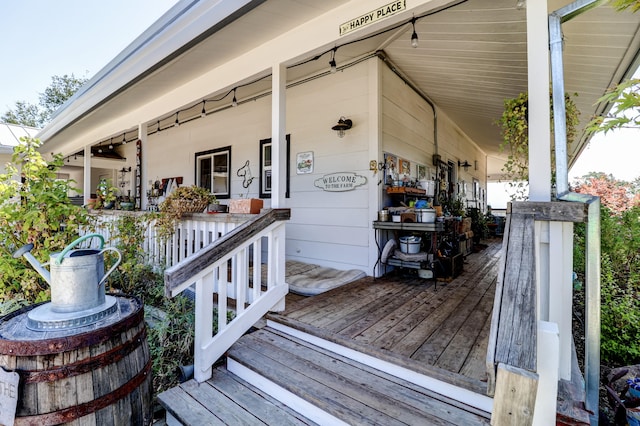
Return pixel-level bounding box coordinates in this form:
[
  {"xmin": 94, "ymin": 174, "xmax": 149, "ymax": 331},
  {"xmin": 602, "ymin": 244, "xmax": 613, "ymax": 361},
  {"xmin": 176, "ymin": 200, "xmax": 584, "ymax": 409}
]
[
  {"xmin": 411, "ymin": 18, "xmax": 419, "ymax": 48},
  {"xmin": 122, "ymin": 132, "xmax": 126, "ymax": 145},
  {"xmin": 98, "ymin": 144, "xmax": 103, "ymax": 153},
  {"xmin": 108, "ymin": 138, "xmax": 114, "ymax": 150},
  {"xmin": 329, "ymin": 48, "xmax": 337, "ymax": 73},
  {"xmin": 174, "ymin": 113, "xmax": 179, "ymax": 127},
  {"xmin": 201, "ymin": 100, "xmax": 207, "ymax": 117},
  {"xmin": 157, "ymin": 120, "xmax": 161, "ymax": 132},
  {"xmin": 232, "ymin": 89, "xmax": 238, "ymax": 107}
]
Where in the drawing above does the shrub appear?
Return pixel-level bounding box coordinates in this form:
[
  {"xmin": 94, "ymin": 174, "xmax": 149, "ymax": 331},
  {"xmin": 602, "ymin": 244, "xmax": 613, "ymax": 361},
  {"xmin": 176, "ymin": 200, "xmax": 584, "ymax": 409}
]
[
  {"xmin": 574, "ymin": 204, "xmax": 640, "ymax": 366},
  {"xmin": 0, "ymin": 137, "xmax": 91, "ymax": 303}
]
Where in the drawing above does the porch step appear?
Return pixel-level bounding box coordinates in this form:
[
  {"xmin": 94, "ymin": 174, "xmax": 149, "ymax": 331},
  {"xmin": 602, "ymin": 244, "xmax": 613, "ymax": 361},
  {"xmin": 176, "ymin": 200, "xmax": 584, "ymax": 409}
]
[
  {"xmin": 157, "ymin": 367, "xmax": 315, "ymax": 425},
  {"xmin": 226, "ymin": 326, "xmax": 491, "ymax": 425}
]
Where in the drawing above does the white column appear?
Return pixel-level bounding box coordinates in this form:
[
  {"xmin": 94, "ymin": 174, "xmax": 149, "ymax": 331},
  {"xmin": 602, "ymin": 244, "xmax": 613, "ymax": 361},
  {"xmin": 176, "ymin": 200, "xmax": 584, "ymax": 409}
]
[
  {"xmin": 272, "ymin": 63, "xmax": 286, "ymax": 208},
  {"xmin": 369, "ymin": 58, "xmax": 383, "ymax": 277},
  {"xmin": 526, "ymin": 0, "xmax": 551, "ymax": 201},
  {"xmin": 533, "ymin": 320, "xmax": 560, "ymax": 426},
  {"xmin": 83, "ymin": 145, "xmax": 92, "ymax": 205}
]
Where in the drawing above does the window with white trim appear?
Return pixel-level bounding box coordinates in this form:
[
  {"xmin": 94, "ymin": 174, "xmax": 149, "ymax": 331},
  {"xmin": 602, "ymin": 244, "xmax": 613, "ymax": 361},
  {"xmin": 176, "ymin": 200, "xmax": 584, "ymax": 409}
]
[{"xmin": 195, "ymin": 146, "xmax": 231, "ymax": 198}]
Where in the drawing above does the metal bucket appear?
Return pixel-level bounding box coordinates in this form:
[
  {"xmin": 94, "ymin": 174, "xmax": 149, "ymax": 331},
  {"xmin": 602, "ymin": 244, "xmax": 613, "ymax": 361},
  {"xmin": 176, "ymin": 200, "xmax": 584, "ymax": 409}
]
[{"xmin": 49, "ymin": 246, "xmax": 120, "ymax": 313}]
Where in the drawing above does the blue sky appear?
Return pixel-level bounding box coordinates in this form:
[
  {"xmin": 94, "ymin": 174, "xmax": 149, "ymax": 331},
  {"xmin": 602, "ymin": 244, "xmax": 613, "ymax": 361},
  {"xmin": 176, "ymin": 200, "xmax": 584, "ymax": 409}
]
[
  {"xmin": 1, "ymin": 0, "xmax": 637, "ymax": 207},
  {"xmin": 0, "ymin": 0, "xmax": 177, "ymax": 109}
]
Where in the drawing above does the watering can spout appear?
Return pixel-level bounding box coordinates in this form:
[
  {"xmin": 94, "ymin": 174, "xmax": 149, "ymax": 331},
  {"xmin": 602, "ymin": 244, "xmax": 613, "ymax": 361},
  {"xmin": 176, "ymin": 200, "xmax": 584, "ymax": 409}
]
[{"xmin": 13, "ymin": 243, "xmax": 52, "ymax": 285}]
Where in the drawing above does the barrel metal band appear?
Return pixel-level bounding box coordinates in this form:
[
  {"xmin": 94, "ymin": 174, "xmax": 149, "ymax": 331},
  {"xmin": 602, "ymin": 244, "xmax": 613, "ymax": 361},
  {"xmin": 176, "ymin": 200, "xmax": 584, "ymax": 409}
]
[
  {"xmin": 14, "ymin": 359, "xmax": 152, "ymax": 425},
  {"xmin": 22, "ymin": 325, "xmax": 147, "ymax": 383}
]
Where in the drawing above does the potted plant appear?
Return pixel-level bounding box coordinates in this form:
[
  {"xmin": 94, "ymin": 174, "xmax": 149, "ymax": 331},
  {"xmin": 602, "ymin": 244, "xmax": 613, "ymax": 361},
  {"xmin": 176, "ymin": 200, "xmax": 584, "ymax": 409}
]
[
  {"xmin": 96, "ymin": 178, "xmax": 118, "ymax": 209},
  {"xmin": 156, "ymin": 186, "xmax": 215, "ymax": 239},
  {"xmin": 119, "ymin": 195, "xmax": 135, "ymax": 211}
]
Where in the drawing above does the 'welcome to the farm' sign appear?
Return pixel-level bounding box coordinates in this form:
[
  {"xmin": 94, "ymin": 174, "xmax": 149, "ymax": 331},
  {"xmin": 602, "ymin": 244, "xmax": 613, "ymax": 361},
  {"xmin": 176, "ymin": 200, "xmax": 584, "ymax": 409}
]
[{"xmin": 314, "ymin": 172, "xmax": 367, "ymax": 192}]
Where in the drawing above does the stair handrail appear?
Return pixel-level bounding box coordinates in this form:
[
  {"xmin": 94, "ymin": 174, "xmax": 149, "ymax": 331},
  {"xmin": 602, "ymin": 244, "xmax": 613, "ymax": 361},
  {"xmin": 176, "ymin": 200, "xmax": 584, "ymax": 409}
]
[
  {"xmin": 165, "ymin": 208, "xmax": 291, "ymax": 297},
  {"xmin": 164, "ymin": 208, "xmax": 291, "ymax": 382}
]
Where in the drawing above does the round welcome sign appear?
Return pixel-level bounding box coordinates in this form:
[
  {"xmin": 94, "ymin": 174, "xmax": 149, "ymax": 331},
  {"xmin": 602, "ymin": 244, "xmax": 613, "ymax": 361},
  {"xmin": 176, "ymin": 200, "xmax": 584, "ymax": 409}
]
[{"xmin": 314, "ymin": 172, "xmax": 367, "ymax": 192}]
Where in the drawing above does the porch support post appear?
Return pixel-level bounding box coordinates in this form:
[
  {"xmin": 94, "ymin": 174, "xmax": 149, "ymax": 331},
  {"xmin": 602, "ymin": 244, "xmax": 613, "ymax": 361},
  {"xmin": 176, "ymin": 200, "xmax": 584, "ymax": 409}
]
[
  {"xmin": 83, "ymin": 145, "xmax": 92, "ymax": 205},
  {"xmin": 527, "ymin": 0, "xmax": 553, "ymax": 385},
  {"xmin": 526, "ymin": 0, "xmax": 551, "ymax": 201},
  {"xmin": 272, "ymin": 62, "xmax": 286, "ymax": 208},
  {"xmin": 138, "ymin": 123, "xmax": 148, "ymax": 210}
]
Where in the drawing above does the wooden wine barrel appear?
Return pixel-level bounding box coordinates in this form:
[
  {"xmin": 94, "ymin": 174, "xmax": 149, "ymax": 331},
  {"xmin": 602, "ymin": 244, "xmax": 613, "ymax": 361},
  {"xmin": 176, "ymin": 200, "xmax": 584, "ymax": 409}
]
[{"xmin": 0, "ymin": 296, "xmax": 152, "ymax": 425}]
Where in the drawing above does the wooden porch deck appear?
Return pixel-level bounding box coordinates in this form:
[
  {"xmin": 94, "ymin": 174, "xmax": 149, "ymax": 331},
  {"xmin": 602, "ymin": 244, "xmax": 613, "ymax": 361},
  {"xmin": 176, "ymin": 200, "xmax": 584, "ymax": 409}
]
[
  {"xmin": 159, "ymin": 239, "xmax": 503, "ymax": 424},
  {"xmin": 269, "ymin": 238, "xmax": 503, "ymax": 394}
]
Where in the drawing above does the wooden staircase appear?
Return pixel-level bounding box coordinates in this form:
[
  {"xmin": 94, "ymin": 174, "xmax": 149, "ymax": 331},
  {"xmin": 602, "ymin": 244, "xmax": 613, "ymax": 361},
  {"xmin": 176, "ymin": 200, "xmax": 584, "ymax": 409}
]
[{"xmin": 159, "ymin": 325, "xmax": 491, "ymax": 425}]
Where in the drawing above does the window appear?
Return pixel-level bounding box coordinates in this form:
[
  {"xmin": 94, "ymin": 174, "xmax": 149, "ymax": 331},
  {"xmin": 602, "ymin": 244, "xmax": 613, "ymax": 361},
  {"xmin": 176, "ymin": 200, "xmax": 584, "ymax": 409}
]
[
  {"xmin": 195, "ymin": 146, "xmax": 231, "ymax": 198},
  {"xmin": 259, "ymin": 135, "xmax": 290, "ymax": 198}
]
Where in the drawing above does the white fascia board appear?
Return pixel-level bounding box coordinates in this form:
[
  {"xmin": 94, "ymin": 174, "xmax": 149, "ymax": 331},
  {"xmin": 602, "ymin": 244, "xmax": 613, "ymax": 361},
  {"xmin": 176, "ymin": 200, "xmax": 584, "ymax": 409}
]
[
  {"xmin": 44, "ymin": 0, "xmax": 445, "ymax": 154},
  {"xmin": 38, "ymin": 0, "xmax": 256, "ymax": 144}
]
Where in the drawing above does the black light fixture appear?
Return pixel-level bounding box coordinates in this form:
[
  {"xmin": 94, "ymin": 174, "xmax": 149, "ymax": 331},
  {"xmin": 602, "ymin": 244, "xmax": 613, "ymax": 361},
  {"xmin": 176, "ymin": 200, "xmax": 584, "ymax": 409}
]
[
  {"xmin": 329, "ymin": 47, "xmax": 337, "ymax": 73},
  {"xmin": 332, "ymin": 116, "xmax": 353, "ymax": 138},
  {"xmin": 411, "ymin": 18, "xmax": 419, "ymax": 48},
  {"xmin": 232, "ymin": 88, "xmax": 238, "ymax": 107},
  {"xmin": 458, "ymin": 160, "xmax": 471, "ymax": 171}
]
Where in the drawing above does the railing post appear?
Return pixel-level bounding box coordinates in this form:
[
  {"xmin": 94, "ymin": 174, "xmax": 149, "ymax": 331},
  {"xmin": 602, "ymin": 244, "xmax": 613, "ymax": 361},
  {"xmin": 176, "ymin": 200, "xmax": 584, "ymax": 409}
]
[
  {"xmin": 195, "ymin": 271, "xmax": 214, "ymax": 382},
  {"xmin": 533, "ymin": 320, "xmax": 560, "ymax": 426}
]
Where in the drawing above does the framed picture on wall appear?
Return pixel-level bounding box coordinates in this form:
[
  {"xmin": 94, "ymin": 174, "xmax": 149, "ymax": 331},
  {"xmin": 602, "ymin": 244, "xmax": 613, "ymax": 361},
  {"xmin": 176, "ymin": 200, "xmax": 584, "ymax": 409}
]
[
  {"xmin": 296, "ymin": 151, "xmax": 313, "ymax": 174},
  {"xmin": 399, "ymin": 158, "xmax": 411, "ymax": 176},
  {"xmin": 416, "ymin": 164, "xmax": 426, "ymax": 180},
  {"xmin": 383, "ymin": 152, "xmax": 397, "ymax": 184}
]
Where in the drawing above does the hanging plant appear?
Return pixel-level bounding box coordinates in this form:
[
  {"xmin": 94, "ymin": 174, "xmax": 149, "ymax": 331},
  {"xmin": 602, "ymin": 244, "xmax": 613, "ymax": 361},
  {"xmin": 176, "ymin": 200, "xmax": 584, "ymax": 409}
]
[
  {"xmin": 497, "ymin": 91, "xmax": 580, "ymax": 199},
  {"xmin": 155, "ymin": 186, "xmax": 215, "ymax": 239}
]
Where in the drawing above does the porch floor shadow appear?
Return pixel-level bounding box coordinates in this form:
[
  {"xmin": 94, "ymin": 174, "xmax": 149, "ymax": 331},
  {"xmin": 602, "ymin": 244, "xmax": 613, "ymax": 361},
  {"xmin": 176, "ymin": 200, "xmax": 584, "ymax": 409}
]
[{"xmin": 268, "ymin": 238, "xmax": 503, "ymax": 394}]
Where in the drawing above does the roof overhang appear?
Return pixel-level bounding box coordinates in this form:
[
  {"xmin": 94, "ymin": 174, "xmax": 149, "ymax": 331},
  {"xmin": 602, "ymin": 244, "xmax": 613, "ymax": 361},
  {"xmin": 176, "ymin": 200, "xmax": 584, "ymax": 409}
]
[{"xmin": 37, "ymin": 0, "xmax": 640, "ymax": 178}]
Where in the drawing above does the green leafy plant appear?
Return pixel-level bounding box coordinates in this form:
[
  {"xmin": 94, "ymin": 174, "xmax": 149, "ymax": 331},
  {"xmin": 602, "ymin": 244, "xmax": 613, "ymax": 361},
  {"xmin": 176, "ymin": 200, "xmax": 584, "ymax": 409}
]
[
  {"xmin": 0, "ymin": 137, "xmax": 91, "ymax": 303},
  {"xmin": 587, "ymin": 78, "xmax": 640, "ymax": 134},
  {"xmin": 574, "ymin": 203, "xmax": 640, "ymax": 366},
  {"xmin": 95, "ymin": 178, "xmax": 118, "ymax": 208},
  {"xmin": 156, "ymin": 186, "xmax": 215, "ymax": 239},
  {"xmin": 497, "ymin": 91, "xmax": 580, "ymax": 200}
]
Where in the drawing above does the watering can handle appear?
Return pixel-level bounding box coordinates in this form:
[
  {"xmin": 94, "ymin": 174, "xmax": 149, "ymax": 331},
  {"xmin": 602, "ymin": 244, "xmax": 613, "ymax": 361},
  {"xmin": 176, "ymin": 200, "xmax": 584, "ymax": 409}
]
[
  {"xmin": 97, "ymin": 247, "xmax": 122, "ymax": 288},
  {"xmin": 56, "ymin": 234, "xmax": 105, "ymax": 265}
]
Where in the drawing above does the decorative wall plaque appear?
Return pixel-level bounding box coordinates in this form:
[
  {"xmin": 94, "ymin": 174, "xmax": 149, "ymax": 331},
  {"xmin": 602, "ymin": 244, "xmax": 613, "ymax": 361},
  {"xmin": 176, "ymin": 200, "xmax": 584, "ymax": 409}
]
[{"xmin": 314, "ymin": 172, "xmax": 367, "ymax": 192}]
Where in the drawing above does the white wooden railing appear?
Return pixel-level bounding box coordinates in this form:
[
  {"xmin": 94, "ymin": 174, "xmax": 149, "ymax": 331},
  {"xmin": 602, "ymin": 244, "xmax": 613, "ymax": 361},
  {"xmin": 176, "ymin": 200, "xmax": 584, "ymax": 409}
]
[
  {"xmin": 87, "ymin": 211, "xmax": 249, "ymax": 268},
  {"xmin": 163, "ymin": 209, "xmax": 291, "ymax": 382}
]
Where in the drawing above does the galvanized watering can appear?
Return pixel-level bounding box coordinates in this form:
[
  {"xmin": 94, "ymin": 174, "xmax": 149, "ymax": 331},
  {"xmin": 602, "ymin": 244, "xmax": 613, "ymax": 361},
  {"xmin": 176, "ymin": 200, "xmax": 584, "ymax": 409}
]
[{"xmin": 14, "ymin": 234, "xmax": 121, "ymax": 313}]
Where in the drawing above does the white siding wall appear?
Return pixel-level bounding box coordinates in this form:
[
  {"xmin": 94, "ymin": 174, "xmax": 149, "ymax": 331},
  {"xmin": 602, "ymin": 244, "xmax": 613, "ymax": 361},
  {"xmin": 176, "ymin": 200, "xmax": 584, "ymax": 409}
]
[
  {"xmin": 380, "ymin": 65, "xmax": 487, "ymax": 209},
  {"xmin": 145, "ymin": 61, "xmax": 373, "ymax": 273}
]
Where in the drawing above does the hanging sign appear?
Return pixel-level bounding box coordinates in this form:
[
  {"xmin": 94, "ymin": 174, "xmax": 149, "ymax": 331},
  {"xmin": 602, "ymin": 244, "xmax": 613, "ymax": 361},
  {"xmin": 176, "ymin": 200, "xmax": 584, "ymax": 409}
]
[
  {"xmin": 339, "ymin": 1, "xmax": 406, "ymax": 36},
  {"xmin": 314, "ymin": 172, "xmax": 367, "ymax": 192}
]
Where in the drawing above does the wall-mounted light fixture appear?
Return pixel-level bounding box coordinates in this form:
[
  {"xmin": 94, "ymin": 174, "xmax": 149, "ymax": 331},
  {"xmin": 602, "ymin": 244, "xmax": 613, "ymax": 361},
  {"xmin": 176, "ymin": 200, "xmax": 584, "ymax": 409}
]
[
  {"xmin": 458, "ymin": 160, "xmax": 471, "ymax": 171},
  {"xmin": 332, "ymin": 116, "xmax": 353, "ymax": 138}
]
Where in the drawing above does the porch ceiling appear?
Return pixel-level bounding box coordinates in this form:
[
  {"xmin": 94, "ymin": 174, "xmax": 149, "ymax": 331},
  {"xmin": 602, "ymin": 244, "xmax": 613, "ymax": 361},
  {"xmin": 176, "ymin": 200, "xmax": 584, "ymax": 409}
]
[{"xmin": 40, "ymin": 0, "xmax": 640, "ymax": 178}]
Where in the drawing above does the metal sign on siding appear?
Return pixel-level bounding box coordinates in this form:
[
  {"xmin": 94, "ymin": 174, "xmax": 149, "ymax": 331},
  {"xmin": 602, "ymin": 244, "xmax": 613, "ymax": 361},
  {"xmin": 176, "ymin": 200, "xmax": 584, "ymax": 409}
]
[
  {"xmin": 314, "ymin": 172, "xmax": 367, "ymax": 192},
  {"xmin": 339, "ymin": 1, "xmax": 406, "ymax": 36}
]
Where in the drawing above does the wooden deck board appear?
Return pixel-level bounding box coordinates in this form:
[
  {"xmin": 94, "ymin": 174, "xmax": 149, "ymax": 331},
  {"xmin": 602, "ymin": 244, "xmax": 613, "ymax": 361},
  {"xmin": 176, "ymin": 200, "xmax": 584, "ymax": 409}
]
[
  {"xmin": 230, "ymin": 327, "xmax": 490, "ymax": 425},
  {"xmin": 434, "ymin": 279, "xmax": 496, "ymax": 373},
  {"xmin": 277, "ymin": 238, "xmax": 503, "ymax": 388},
  {"xmin": 459, "ymin": 312, "xmax": 494, "ymax": 382}
]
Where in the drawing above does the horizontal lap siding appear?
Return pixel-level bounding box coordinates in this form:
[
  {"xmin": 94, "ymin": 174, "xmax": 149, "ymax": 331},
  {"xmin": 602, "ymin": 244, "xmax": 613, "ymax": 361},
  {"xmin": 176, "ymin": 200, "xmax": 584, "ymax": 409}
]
[{"xmin": 283, "ymin": 62, "xmax": 372, "ymax": 272}]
